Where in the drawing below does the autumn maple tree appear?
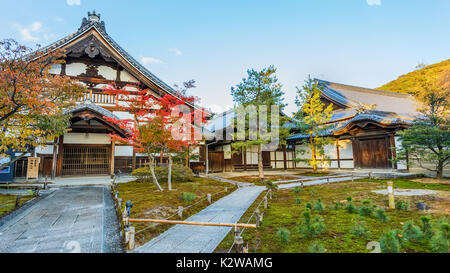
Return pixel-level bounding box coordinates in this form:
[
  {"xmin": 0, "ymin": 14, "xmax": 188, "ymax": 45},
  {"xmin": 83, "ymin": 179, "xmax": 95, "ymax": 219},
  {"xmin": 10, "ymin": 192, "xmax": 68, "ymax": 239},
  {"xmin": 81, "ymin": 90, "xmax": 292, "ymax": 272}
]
[
  {"xmin": 103, "ymin": 83, "xmax": 207, "ymax": 191},
  {"xmin": 0, "ymin": 39, "xmax": 86, "ymax": 169}
]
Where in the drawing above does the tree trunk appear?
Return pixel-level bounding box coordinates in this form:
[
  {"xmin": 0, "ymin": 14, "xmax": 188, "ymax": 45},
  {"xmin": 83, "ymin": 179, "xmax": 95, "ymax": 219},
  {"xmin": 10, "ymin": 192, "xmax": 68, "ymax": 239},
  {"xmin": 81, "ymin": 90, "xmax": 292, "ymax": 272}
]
[
  {"xmin": 310, "ymin": 133, "xmax": 317, "ymax": 171},
  {"xmin": 148, "ymin": 154, "xmax": 164, "ymax": 191},
  {"xmin": 258, "ymin": 144, "xmax": 264, "ymax": 184},
  {"xmin": 168, "ymin": 153, "xmax": 173, "ymax": 191},
  {"xmin": 437, "ymin": 160, "xmax": 443, "ymax": 179}
]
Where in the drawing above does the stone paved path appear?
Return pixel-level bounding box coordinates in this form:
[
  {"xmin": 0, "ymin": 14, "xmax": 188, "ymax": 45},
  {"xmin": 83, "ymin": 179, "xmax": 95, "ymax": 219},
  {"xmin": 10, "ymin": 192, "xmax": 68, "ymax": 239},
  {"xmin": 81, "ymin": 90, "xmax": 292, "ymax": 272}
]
[
  {"xmin": 0, "ymin": 186, "xmax": 121, "ymax": 253},
  {"xmin": 135, "ymin": 185, "xmax": 265, "ymax": 253}
]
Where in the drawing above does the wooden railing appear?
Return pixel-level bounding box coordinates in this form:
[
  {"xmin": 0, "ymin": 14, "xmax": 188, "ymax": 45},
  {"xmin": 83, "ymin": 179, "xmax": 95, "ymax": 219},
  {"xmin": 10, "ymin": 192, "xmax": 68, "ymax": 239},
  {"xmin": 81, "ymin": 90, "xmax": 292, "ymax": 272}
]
[{"xmin": 81, "ymin": 91, "xmax": 117, "ymax": 104}]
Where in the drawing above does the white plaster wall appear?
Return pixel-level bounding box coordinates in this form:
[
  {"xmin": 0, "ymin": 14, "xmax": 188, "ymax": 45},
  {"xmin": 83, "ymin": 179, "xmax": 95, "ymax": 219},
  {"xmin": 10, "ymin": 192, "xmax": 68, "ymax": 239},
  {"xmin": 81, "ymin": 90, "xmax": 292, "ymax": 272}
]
[
  {"xmin": 64, "ymin": 133, "xmax": 111, "ymax": 144},
  {"xmin": 112, "ymin": 111, "xmax": 134, "ymax": 120},
  {"xmin": 65, "ymin": 63, "xmax": 87, "ymax": 77},
  {"xmin": 49, "ymin": 64, "xmax": 61, "ymax": 75},
  {"xmin": 340, "ymin": 160, "xmax": 355, "ymax": 169},
  {"xmin": 223, "ymin": 144, "xmax": 231, "ymax": 159},
  {"xmin": 120, "ymin": 70, "xmax": 138, "ymax": 83},
  {"xmin": 395, "ymin": 136, "xmax": 408, "ymax": 170},
  {"xmin": 36, "ymin": 145, "xmax": 53, "ymax": 155},
  {"xmin": 97, "ymin": 66, "xmax": 116, "ymax": 81},
  {"xmin": 338, "ymin": 139, "xmax": 353, "ymax": 159},
  {"xmin": 115, "ymin": 146, "xmax": 133, "ymax": 157}
]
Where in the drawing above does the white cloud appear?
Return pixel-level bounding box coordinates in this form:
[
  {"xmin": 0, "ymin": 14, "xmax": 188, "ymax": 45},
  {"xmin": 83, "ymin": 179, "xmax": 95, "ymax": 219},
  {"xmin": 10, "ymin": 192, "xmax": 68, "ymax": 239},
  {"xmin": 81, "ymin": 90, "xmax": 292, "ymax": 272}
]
[
  {"xmin": 366, "ymin": 0, "xmax": 381, "ymax": 6},
  {"xmin": 13, "ymin": 21, "xmax": 42, "ymax": 42},
  {"xmin": 66, "ymin": 0, "xmax": 81, "ymax": 5},
  {"xmin": 141, "ymin": 57, "xmax": 164, "ymax": 65},
  {"xmin": 169, "ymin": 48, "xmax": 183, "ymax": 56}
]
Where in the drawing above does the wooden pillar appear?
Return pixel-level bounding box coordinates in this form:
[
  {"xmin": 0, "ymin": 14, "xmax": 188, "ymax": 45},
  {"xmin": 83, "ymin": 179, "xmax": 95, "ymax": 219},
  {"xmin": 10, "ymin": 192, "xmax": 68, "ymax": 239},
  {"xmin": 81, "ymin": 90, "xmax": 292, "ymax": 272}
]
[
  {"xmin": 110, "ymin": 140, "xmax": 115, "ymax": 175},
  {"xmin": 51, "ymin": 138, "xmax": 58, "ymax": 181},
  {"xmin": 243, "ymin": 148, "xmax": 247, "ymax": 171},
  {"xmin": 293, "ymin": 143, "xmax": 296, "ymax": 169},
  {"xmin": 132, "ymin": 150, "xmax": 136, "ymax": 170},
  {"xmin": 389, "ymin": 134, "xmax": 397, "ymax": 170},
  {"xmin": 186, "ymin": 145, "xmax": 190, "ymax": 168},
  {"xmin": 336, "ymin": 138, "xmax": 341, "ymax": 169},
  {"xmin": 56, "ymin": 135, "xmax": 64, "ymax": 176},
  {"xmin": 282, "ymin": 145, "xmax": 287, "ymax": 170}
]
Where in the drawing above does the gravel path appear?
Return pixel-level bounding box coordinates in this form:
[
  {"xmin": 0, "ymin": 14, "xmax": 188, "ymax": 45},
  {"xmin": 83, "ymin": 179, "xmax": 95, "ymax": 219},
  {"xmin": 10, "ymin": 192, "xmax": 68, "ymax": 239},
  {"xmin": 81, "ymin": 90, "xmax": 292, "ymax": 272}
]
[
  {"xmin": 0, "ymin": 186, "xmax": 122, "ymax": 253},
  {"xmin": 135, "ymin": 185, "xmax": 265, "ymax": 253}
]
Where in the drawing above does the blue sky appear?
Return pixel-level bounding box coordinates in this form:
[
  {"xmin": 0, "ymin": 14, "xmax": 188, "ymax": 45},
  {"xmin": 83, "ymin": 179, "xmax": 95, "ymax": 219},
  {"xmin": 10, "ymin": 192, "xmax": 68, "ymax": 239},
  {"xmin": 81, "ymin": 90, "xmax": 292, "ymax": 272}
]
[{"xmin": 1, "ymin": 0, "xmax": 449, "ymax": 114}]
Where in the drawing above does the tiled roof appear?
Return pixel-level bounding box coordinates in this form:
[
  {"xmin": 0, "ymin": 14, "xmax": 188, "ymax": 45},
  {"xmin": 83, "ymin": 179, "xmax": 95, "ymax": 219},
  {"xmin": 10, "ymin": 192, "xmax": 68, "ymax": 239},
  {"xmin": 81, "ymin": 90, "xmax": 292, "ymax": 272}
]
[
  {"xmin": 38, "ymin": 16, "xmax": 184, "ymax": 102},
  {"xmin": 317, "ymin": 79, "xmax": 419, "ymax": 118},
  {"xmin": 66, "ymin": 102, "xmax": 120, "ymax": 120}
]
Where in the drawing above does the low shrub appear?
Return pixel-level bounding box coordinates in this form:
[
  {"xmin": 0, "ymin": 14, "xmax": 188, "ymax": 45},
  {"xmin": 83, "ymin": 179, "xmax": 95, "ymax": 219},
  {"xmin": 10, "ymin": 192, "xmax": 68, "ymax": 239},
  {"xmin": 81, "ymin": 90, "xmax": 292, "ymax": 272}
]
[
  {"xmin": 296, "ymin": 208, "xmax": 326, "ymax": 238},
  {"xmin": 308, "ymin": 241, "xmax": 325, "ymax": 253},
  {"xmin": 402, "ymin": 220, "xmax": 423, "ymax": 242},
  {"xmin": 420, "ymin": 216, "xmax": 434, "ymax": 239},
  {"xmin": 331, "ymin": 201, "xmax": 341, "ymax": 210},
  {"xmin": 395, "ymin": 200, "xmax": 410, "ymax": 211},
  {"xmin": 375, "ymin": 209, "xmax": 389, "ymax": 223},
  {"xmin": 431, "ymin": 221, "xmax": 449, "ymax": 253},
  {"xmin": 345, "ymin": 202, "xmax": 357, "ymax": 213},
  {"xmin": 358, "ymin": 199, "xmax": 375, "ymax": 217},
  {"xmin": 380, "ymin": 230, "xmax": 402, "ymax": 253},
  {"xmin": 305, "ymin": 202, "xmax": 313, "ymax": 210},
  {"xmin": 293, "ymin": 186, "xmax": 302, "ymax": 194},
  {"xmin": 313, "ymin": 198, "xmax": 325, "ymax": 212},
  {"xmin": 277, "ymin": 228, "xmax": 290, "ymax": 244},
  {"xmin": 181, "ymin": 192, "xmax": 196, "ymax": 203},
  {"xmin": 295, "ymin": 196, "xmax": 302, "ymax": 204},
  {"xmin": 351, "ymin": 217, "xmax": 370, "ymax": 238}
]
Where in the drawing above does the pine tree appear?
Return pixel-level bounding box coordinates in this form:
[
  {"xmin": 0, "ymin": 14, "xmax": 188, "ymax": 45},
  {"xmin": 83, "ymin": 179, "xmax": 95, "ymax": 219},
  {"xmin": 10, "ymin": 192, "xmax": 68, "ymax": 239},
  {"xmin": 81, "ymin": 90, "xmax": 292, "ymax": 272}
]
[
  {"xmin": 395, "ymin": 66, "xmax": 450, "ymax": 178},
  {"xmin": 294, "ymin": 76, "xmax": 334, "ymax": 171},
  {"xmin": 230, "ymin": 66, "xmax": 289, "ymax": 183}
]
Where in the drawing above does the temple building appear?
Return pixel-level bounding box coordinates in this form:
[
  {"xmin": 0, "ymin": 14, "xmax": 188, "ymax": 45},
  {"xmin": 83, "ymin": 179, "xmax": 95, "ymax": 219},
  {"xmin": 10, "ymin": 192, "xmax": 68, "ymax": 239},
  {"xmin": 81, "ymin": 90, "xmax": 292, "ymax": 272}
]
[
  {"xmin": 13, "ymin": 11, "xmax": 197, "ymax": 178},
  {"xmin": 205, "ymin": 79, "xmax": 426, "ymax": 173}
]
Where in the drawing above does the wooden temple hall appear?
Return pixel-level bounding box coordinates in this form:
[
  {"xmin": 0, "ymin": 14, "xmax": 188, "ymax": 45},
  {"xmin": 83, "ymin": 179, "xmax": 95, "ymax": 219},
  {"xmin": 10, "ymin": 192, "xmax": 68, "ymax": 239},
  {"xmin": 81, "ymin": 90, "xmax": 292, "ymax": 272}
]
[
  {"xmin": 13, "ymin": 11, "xmax": 197, "ymax": 178},
  {"xmin": 205, "ymin": 80, "xmax": 419, "ymax": 173}
]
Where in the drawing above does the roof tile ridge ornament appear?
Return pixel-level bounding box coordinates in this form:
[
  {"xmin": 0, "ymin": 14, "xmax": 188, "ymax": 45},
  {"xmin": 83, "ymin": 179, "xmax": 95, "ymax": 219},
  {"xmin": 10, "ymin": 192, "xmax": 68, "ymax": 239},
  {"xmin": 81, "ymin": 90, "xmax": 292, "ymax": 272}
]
[{"xmin": 80, "ymin": 10, "xmax": 106, "ymax": 31}]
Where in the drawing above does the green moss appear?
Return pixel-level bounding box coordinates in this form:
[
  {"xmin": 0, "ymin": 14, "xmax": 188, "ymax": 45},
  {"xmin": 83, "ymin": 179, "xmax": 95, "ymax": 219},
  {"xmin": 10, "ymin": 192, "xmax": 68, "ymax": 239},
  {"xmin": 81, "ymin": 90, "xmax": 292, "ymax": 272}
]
[
  {"xmin": 215, "ymin": 180, "xmax": 449, "ymax": 253},
  {"xmin": 0, "ymin": 195, "xmax": 34, "ymax": 216}
]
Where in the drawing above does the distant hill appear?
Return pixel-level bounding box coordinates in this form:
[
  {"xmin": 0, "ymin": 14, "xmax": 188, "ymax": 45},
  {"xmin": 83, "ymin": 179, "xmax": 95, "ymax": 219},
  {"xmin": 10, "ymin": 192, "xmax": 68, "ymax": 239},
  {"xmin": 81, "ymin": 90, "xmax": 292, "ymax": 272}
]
[{"xmin": 378, "ymin": 59, "xmax": 450, "ymax": 93}]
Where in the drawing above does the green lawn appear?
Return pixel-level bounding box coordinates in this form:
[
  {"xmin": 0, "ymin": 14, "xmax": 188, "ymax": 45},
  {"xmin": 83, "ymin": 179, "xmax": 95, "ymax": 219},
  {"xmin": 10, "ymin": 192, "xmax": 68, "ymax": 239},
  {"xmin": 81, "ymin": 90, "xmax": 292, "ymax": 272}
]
[
  {"xmin": 215, "ymin": 178, "xmax": 450, "ymax": 253},
  {"xmin": 116, "ymin": 177, "xmax": 237, "ymax": 248},
  {"xmin": 0, "ymin": 195, "xmax": 34, "ymax": 216}
]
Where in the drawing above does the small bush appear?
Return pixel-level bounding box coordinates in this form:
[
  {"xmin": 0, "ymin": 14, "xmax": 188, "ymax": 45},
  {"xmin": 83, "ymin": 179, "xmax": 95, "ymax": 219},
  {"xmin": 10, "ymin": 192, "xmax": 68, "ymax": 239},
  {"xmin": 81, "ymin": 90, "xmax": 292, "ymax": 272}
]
[
  {"xmin": 308, "ymin": 241, "xmax": 325, "ymax": 253},
  {"xmin": 358, "ymin": 200, "xmax": 375, "ymax": 217},
  {"xmin": 295, "ymin": 196, "xmax": 302, "ymax": 204},
  {"xmin": 181, "ymin": 192, "xmax": 196, "ymax": 203},
  {"xmin": 331, "ymin": 201, "xmax": 341, "ymax": 210},
  {"xmin": 351, "ymin": 217, "xmax": 370, "ymax": 238},
  {"xmin": 402, "ymin": 221, "xmax": 423, "ymax": 242},
  {"xmin": 277, "ymin": 228, "xmax": 290, "ymax": 244},
  {"xmin": 310, "ymin": 189, "xmax": 317, "ymax": 196},
  {"xmin": 380, "ymin": 230, "xmax": 402, "ymax": 253},
  {"xmin": 313, "ymin": 198, "xmax": 325, "ymax": 212},
  {"xmin": 293, "ymin": 186, "xmax": 302, "ymax": 194},
  {"xmin": 345, "ymin": 202, "xmax": 357, "ymax": 213},
  {"xmin": 431, "ymin": 221, "xmax": 449, "ymax": 253},
  {"xmin": 395, "ymin": 200, "xmax": 410, "ymax": 211},
  {"xmin": 346, "ymin": 196, "xmax": 352, "ymax": 202},
  {"xmin": 296, "ymin": 208, "xmax": 326, "ymax": 238},
  {"xmin": 375, "ymin": 209, "xmax": 390, "ymax": 223},
  {"xmin": 265, "ymin": 180, "xmax": 278, "ymax": 190},
  {"xmin": 420, "ymin": 216, "xmax": 434, "ymax": 239},
  {"xmin": 306, "ymin": 202, "xmax": 313, "ymax": 210}
]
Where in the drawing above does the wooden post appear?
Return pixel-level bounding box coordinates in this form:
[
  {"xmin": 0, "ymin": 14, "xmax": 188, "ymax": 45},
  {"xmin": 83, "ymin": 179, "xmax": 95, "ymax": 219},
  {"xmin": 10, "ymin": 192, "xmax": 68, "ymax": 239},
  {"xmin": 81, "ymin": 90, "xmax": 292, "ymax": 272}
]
[
  {"xmin": 243, "ymin": 245, "xmax": 249, "ymax": 253},
  {"xmin": 224, "ymin": 187, "xmax": 228, "ymax": 193},
  {"xmin": 51, "ymin": 138, "xmax": 58, "ymax": 181},
  {"xmin": 207, "ymin": 193, "xmax": 212, "ymax": 204},
  {"xmin": 387, "ymin": 181, "xmax": 395, "ymax": 209},
  {"xmin": 132, "ymin": 150, "xmax": 136, "ymax": 171},
  {"xmin": 351, "ymin": 173, "xmax": 354, "ymax": 182},
  {"xmin": 15, "ymin": 196, "xmax": 21, "ymax": 209},
  {"xmin": 234, "ymin": 227, "xmax": 243, "ymax": 253},
  {"xmin": 300, "ymin": 182, "xmax": 304, "ymax": 188},
  {"xmin": 336, "ymin": 138, "xmax": 341, "ymax": 169},
  {"xmin": 118, "ymin": 198, "xmax": 122, "ymax": 210},
  {"xmin": 178, "ymin": 206, "xmax": 184, "ymax": 219},
  {"xmin": 282, "ymin": 145, "xmax": 287, "ymax": 170},
  {"xmin": 56, "ymin": 135, "xmax": 64, "ymax": 176},
  {"xmin": 264, "ymin": 196, "xmax": 268, "ymax": 209},
  {"xmin": 128, "ymin": 226, "xmax": 135, "ymax": 250},
  {"xmin": 110, "ymin": 140, "xmax": 115, "ymax": 176},
  {"xmin": 327, "ymin": 177, "xmax": 330, "ymax": 184},
  {"xmin": 269, "ymin": 189, "xmax": 273, "ymax": 199},
  {"xmin": 255, "ymin": 208, "xmax": 261, "ymax": 227}
]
